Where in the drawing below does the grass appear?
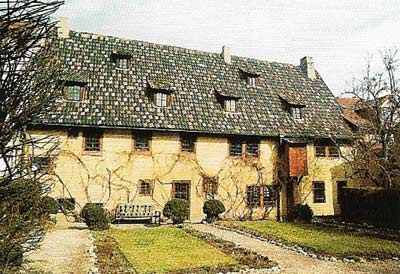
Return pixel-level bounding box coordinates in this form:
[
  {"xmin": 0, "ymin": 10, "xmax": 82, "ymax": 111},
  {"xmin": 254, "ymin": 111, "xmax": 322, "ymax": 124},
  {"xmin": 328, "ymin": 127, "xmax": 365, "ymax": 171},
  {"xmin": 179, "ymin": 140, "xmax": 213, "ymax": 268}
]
[
  {"xmin": 103, "ymin": 226, "xmax": 238, "ymax": 274},
  {"xmin": 218, "ymin": 220, "xmax": 400, "ymax": 258}
]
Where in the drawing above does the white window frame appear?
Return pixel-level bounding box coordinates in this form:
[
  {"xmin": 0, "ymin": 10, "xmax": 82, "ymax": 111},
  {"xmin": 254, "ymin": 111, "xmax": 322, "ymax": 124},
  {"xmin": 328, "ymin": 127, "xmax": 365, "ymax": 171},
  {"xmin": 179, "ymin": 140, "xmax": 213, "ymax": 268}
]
[
  {"xmin": 155, "ymin": 92, "xmax": 168, "ymax": 107},
  {"xmin": 225, "ymin": 99, "xmax": 237, "ymax": 112},
  {"xmin": 247, "ymin": 77, "xmax": 256, "ymax": 87}
]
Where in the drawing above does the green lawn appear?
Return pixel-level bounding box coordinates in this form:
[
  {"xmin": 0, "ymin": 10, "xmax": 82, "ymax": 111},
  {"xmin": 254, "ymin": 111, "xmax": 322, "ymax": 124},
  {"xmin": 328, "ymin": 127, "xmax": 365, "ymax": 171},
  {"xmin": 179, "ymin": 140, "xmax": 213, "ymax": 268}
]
[
  {"xmin": 218, "ymin": 220, "xmax": 400, "ymax": 258},
  {"xmin": 104, "ymin": 226, "xmax": 237, "ymax": 273}
]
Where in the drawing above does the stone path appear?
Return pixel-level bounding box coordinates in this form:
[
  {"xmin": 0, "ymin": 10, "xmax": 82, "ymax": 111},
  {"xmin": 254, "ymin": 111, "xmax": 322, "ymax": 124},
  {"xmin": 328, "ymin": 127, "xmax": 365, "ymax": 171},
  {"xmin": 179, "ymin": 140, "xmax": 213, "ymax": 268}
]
[
  {"xmin": 190, "ymin": 223, "xmax": 400, "ymax": 274},
  {"xmin": 25, "ymin": 215, "xmax": 93, "ymax": 274}
]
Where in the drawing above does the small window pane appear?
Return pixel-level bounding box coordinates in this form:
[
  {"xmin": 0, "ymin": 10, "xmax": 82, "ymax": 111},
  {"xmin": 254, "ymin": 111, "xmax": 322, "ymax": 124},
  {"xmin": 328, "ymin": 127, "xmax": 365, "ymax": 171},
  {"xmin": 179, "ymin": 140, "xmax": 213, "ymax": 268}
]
[
  {"xmin": 139, "ymin": 180, "xmax": 152, "ymax": 196},
  {"xmin": 134, "ymin": 132, "xmax": 150, "ymax": 151},
  {"xmin": 155, "ymin": 92, "xmax": 168, "ymax": 107},
  {"xmin": 246, "ymin": 140, "xmax": 259, "ymax": 157},
  {"xmin": 247, "ymin": 185, "xmax": 261, "ymax": 208},
  {"xmin": 66, "ymin": 86, "xmax": 81, "ymax": 101},
  {"xmin": 229, "ymin": 139, "xmax": 242, "ymax": 156},
  {"xmin": 328, "ymin": 146, "xmax": 339, "ymax": 157},
  {"xmin": 84, "ymin": 131, "xmax": 101, "ymax": 151},
  {"xmin": 181, "ymin": 134, "xmax": 195, "ymax": 153},
  {"xmin": 313, "ymin": 182, "xmax": 326, "ymax": 203},
  {"xmin": 316, "ymin": 146, "xmax": 326, "ymax": 157},
  {"xmin": 117, "ymin": 58, "xmax": 128, "ymax": 69}
]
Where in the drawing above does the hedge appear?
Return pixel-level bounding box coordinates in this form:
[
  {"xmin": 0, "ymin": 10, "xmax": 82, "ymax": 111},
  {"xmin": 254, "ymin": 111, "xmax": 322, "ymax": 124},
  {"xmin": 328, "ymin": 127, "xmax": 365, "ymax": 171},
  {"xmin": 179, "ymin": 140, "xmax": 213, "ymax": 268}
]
[{"xmin": 340, "ymin": 188, "xmax": 400, "ymax": 228}]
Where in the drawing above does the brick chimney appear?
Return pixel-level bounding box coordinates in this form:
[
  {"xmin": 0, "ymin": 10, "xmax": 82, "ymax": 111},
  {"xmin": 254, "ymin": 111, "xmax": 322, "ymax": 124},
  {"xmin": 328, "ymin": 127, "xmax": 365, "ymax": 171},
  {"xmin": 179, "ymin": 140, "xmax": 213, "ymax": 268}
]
[
  {"xmin": 300, "ymin": 56, "xmax": 316, "ymax": 80},
  {"xmin": 221, "ymin": 45, "xmax": 231, "ymax": 64},
  {"xmin": 57, "ymin": 16, "xmax": 69, "ymax": 38}
]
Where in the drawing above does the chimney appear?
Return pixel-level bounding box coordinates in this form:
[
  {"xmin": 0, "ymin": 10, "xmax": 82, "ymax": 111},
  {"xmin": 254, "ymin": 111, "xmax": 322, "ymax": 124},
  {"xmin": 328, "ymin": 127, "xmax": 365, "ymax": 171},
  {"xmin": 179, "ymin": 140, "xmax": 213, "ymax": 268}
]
[
  {"xmin": 221, "ymin": 45, "xmax": 231, "ymax": 64},
  {"xmin": 300, "ymin": 56, "xmax": 316, "ymax": 79},
  {"xmin": 57, "ymin": 16, "xmax": 69, "ymax": 38}
]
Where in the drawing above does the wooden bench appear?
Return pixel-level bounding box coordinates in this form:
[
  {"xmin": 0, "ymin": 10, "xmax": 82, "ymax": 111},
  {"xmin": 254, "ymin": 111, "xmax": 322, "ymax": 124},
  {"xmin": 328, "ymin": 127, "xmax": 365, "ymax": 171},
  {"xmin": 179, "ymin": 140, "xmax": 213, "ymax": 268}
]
[{"xmin": 115, "ymin": 203, "xmax": 161, "ymax": 224}]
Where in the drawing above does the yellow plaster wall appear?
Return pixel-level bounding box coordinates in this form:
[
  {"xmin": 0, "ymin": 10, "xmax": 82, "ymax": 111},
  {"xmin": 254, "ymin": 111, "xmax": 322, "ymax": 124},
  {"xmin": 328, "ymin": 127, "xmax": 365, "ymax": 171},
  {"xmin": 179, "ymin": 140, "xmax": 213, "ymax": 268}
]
[{"xmin": 29, "ymin": 129, "xmax": 351, "ymax": 222}]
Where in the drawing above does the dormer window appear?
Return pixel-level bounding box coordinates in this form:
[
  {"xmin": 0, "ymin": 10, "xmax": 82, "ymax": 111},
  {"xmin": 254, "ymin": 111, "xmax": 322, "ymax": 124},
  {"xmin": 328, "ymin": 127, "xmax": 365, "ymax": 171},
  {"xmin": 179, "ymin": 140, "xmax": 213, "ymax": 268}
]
[
  {"xmin": 247, "ymin": 77, "xmax": 256, "ymax": 87},
  {"xmin": 224, "ymin": 99, "xmax": 237, "ymax": 112},
  {"xmin": 292, "ymin": 107, "xmax": 302, "ymax": 120},
  {"xmin": 111, "ymin": 51, "xmax": 132, "ymax": 69},
  {"xmin": 155, "ymin": 92, "xmax": 168, "ymax": 107},
  {"xmin": 116, "ymin": 57, "xmax": 128, "ymax": 69},
  {"xmin": 64, "ymin": 81, "xmax": 85, "ymax": 101}
]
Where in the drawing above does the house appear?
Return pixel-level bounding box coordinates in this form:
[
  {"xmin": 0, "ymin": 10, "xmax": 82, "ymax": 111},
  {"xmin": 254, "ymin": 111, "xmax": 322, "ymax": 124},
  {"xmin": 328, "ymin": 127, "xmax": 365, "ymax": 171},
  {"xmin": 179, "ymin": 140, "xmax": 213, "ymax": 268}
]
[{"xmin": 28, "ymin": 18, "xmax": 355, "ymax": 222}]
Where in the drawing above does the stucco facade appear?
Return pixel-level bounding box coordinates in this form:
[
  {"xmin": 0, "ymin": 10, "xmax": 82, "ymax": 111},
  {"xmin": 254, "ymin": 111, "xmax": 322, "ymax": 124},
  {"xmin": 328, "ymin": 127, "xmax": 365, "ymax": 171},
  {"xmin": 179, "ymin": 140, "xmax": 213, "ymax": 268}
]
[{"xmin": 30, "ymin": 128, "xmax": 353, "ymax": 222}]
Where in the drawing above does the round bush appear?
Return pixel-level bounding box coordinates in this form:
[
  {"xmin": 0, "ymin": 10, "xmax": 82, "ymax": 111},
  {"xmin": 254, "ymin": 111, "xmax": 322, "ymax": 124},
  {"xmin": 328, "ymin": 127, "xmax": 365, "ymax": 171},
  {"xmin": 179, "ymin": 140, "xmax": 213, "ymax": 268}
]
[
  {"xmin": 42, "ymin": 196, "xmax": 59, "ymax": 214},
  {"xmin": 203, "ymin": 199, "xmax": 226, "ymax": 222},
  {"xmin": 289, "ymin": 204, "xmax": 313, "ymax": 223},
  {"xmin": 163, "ymin": 198, "xmax": 189, "ymax": 224},
  {"xmin": 81, "ymin": 203, "xmax": 110, "ymax": 230}
]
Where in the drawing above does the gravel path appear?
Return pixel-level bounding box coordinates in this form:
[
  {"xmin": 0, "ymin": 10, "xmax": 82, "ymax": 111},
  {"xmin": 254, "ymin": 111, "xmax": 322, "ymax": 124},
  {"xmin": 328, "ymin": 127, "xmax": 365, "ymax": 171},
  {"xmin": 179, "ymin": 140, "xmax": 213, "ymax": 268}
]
[
  {"xmin": 190, "ymin": 223, "xmax": 400, "ymax": 274},
  {"xmin": 25, "ymin": 216, "xmax": 93, "ymax": 274}
]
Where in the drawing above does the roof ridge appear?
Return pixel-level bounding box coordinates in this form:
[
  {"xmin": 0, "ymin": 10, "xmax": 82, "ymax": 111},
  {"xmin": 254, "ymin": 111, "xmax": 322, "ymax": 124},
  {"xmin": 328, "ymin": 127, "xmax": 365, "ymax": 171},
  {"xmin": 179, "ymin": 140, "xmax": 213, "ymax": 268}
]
[{"xmin": 68, "ymin": 30, "xmax": 299, "ymax": 68}]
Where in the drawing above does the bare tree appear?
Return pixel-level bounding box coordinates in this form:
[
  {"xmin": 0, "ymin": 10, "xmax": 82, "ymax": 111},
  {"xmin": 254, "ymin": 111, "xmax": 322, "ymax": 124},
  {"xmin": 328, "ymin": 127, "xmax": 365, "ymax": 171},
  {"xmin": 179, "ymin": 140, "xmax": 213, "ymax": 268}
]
[
  {"xmin": 345, "ymin": 49, "xmax": 400, "ymax": 190},
  {"xmin": 0, "ymin": 0, "xmax": 63, "ymax": 272}
]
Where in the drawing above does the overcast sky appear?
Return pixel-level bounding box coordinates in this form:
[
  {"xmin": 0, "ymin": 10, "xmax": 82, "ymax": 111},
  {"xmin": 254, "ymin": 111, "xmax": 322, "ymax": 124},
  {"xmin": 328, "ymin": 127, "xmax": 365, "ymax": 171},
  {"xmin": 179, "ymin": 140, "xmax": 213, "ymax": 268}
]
[{"xmin": 56, "ymin": 0, "xmax": 400, "ymax": 96}]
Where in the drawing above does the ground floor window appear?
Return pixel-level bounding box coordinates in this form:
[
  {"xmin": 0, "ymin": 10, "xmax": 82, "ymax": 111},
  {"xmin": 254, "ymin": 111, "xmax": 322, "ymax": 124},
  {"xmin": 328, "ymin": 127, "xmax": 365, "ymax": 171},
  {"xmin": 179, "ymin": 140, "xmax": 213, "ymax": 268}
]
[
  {"xmin": 203, "ymin": 176, "xmax": 218, "ymax": 200},
  {"xmin": 247, "ymin": 185, "xmax": 276, "ymax": 208},
  {"xmin": 57, "ymin": 198, "xmax": 75, "ymax": 212},
  {"xmin": 313, "ymin": 181, "xmax": 326, "ymax": 203},
  {"xmin": 139, "ymin": 180, "xmax": 153, "ymax": 196},
  {"xmin": 172, "ymin": 180, "xmax": 190, "ymax": 201}
]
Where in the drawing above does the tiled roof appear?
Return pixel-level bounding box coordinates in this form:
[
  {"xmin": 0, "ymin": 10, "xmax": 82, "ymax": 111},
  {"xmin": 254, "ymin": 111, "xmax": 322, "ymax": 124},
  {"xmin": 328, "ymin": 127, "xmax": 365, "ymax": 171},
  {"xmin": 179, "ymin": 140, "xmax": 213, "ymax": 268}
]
[
  {"xmin": 337, "ymin": 97, "xmax": 369, "ymax": 127},
  {"xmin": 34, "ymin": 30, "xmax": 353, "ymax": 139}
]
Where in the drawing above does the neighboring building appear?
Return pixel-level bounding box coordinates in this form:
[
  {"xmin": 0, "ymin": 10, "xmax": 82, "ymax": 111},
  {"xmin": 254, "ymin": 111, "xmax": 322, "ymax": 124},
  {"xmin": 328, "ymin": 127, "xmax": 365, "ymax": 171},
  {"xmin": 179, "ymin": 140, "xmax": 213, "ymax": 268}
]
[{"xmin": 29, "ymin": 18, "xmax": 355, "ymax": 222}]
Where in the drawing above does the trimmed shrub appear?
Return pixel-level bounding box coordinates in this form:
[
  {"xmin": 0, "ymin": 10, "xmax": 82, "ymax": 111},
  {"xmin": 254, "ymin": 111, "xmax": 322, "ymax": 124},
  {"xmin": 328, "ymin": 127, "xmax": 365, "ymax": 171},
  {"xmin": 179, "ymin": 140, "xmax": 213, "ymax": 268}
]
[
  {"xmin": 289, "ymin": 204, "xmax": 313, "ymax": 223},
  {"xmin": 163, "ymin": 198, "xmax": 189, "ymax": 224},
  {"xmin": 203, "ymin": 200, "xmax": 226, "ymax": 222},
  {"xmin": 81, "ymin": 203, "xmax": 110, "ymax": 230},
  {"xmin": 340, "ymin": 188, "xmax": 400, "ymax": 228},
  {"xmin": 42, "ymin": 196, "xmax": 59, "ymax": 214}
]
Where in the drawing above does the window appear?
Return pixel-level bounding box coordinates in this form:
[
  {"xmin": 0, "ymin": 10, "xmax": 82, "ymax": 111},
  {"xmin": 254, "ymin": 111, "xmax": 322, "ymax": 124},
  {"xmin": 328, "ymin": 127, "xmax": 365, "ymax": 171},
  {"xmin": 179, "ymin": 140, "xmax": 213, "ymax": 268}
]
[
  {"xmin": 172, "ymin": 181, "xmax": 190, "ymax": 201},
  {"xmin": 116, "ymin": 57, "xmax": 128, "ymax": 69},
  {"xmin": 134, "ymin": 132, "xmax": 151, "ymax": 151},
  {"xmin": 32, "ymin": 156, "xmax": 51, "ymax": 173},
  {"xmin": 247, "ymin": 185, "xmax": 276, "ymax": 208},
  {"xmin": 57, "ymin": 198, "xmax": 75, "ymax": 212},
  {"xmin": 247, "ymin": 77, "xmax": 256, "ymax": 87},
  {"xmin": 83, "ymin": 131, "xmax": 102, "ymax": 152},
  {"xmin": 155, "ymin": 92, "xmax": 168, "ymax": 107},
  {"xmin": 224, "ymin": 99, "xmax": 237, "ymax": 112},
  {"xmin": 313, "ymin": 182, "xmax": 326, "ymax": 203},
  {"xmin": 65, "ymin": 85, "xmax": 82, "ymax": 101},
  {"xmin": 67, "ymin": 129, "xmax": 79, "ymax": 138},
  {"xmin": 247, "ymin": 185, "xmax": 261, "ymax": 208},
  {"xmin": 246, "ymin": 140, "xmax": 260, "ymax": 157},
  {"xmin": 315, "ymin": 146, "xmax": 326, "ymax": 157},
  {"xmin": 139, "ymin": 180, "xmax": 152, "ymax": 196},
  {"xmin": 229, "ymin": 139, "xmax": 242, "ymax": 157},
  {"xmin": 328, "ymin": 146, "xmax": 340, "ymax": 158},
  {"xmin": 292, "ymin": 107, "xmax": 302, "ymax": 120},
  {"xmin": 181, "ymin": 134, "xmax": 196, "ymax": 153},
  {"xmin": 203, "ymin": 176, "xmax": 218, "ymax": 200}
]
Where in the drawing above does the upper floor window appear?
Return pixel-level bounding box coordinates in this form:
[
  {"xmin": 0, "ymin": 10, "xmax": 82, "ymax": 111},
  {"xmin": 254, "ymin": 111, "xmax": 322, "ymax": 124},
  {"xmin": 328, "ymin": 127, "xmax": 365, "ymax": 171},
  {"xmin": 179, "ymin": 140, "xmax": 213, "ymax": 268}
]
[
  {"xmin": 181, "ymin": 134, "xmax": 196, "ymax": 153},
  {"xmin": 315, "ymin": 145, "xmax": 340, "ymax": 158},
  {"xmin": 313, "ymin": 181, "xmax": 326, "ymax": 203},
  {"xmin": 155, "ymin": 92, "xmax": 168, "ymax": 107},
  {"xmin": 247, "ymin": 77, "xmax": 256, "ymax": 87},
  {"xmin": 229, "ymin": 139, "xmax": 243, "ymax": 157},
  {"xmin": 83, "ymin": 130, "xmax": 102, "ymax": 152},
  {"xmin": 224, "ymin": 99, "xmax": 237, "ymax": 112},
  {"xmin": 292, "ymin": 107, "xmax": 302, "ymax": 120},
  {"xmin": 246, "ymin": 139, "xmax": 260, "ymax": 157},
  {"xmin": 134, "ymin": 132, "xmax": 151, "ymax": 152}
]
